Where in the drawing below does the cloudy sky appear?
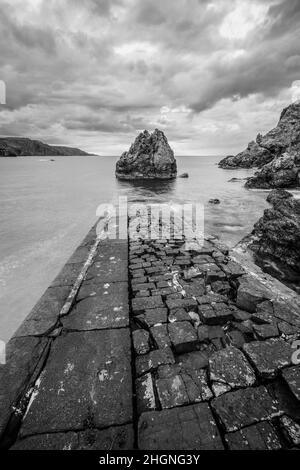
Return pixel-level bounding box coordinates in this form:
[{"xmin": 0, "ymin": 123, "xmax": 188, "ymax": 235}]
[{"xmin": 0, "ymin": 0, "xmax": 300, "ymax": 155}]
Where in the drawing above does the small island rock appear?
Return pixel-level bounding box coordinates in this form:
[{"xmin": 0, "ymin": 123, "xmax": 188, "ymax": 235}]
[{"xmin": 115, "ymin": 129, "xmax": 177, "ymax": 180}]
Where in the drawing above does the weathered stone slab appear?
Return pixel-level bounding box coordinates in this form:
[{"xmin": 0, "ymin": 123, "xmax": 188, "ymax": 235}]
[
  {"xmin": 166, "ymin": 298, "xmax": 198, "ymax": 312},
  {"xmin": 178, "ymin": 351, "xmax": 209, "ymax": 369},
  {"xmin": 51, "ymin": 263, "xmax": 84, "ymax": 288},
  {"xmin": 169, "ymin": 308, "xmax": 190, "ymax": 323},
  {"xmin": 66, "ymin": 246, "xmax": 91, "ymax": 265},
  {"xmin": 136, "ymin": 373, "xmax": 156, "ymax": 414},
  {"xmin": 225, "ymin": 422, "xmax": 281, "ymax": 450},
  {"xmin": 84, "ymin": 257, "xmax": 128, "ymax": 283},
  {"xmin": 168, "ymin": 322, "xmax": 198, "ymax": 353},
  {"xmin": 236, "ymin": 275, "xmax": 271, "ymax": 312},
  {"xmin": 63, "ymin": 281, "xmax": 128, "ymax": 330},
  {"xmin": 0, "ymin": 336, "xmax": 48, "ymax": 439},
  {"xmin": 209, "ymin": 346, "xmax": 256, "ymax": 393},
  {"xmin": 212, "ymin": 386, "xmax": 282, "ymax": 432},
  {"xmin": 243, "ymin": 338, "xmax": 293, "ymax": 378},
  {"xmin": 11, "ymin": 424, "xmax": 134, "ymax": 450},
  {"xmin": 282, "ymin": 366, "xmax": 300, "ymax": 401},
  {"xmin": 14, "ymin": 286, "xmax": 70, "ymax": 337},
  {"xmin": 135, "ymin": 348, "xmax": 175, "ymax": 376},
  {"xmin": 133, "ymin": 329, "xmax": 150, "ymax": 355},
  {"xmin": 138, "ymin": 403, "xmax": 224, "ymax": 450},
  {"xmin": 20, "ymin": 330, "xmax": 132, "ymax": 436},
  {"xmin": 253, "ymin": 323, "xmax": 279, "ymax": 339}
]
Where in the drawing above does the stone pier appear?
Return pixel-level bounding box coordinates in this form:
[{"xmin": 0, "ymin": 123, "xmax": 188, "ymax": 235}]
[{"xmin": 0, "ymin": 219, "xmax": 300, "ymax": 450}]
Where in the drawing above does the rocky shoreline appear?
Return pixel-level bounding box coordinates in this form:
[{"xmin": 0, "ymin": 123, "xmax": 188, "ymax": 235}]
[{"xmin": 0, "ymin": 214, "xmax": 299, "ymax": 450}]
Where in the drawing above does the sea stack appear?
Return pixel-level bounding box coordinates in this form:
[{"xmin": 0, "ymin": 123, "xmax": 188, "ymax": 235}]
[{"xmin": 115, "ymin": 129, "xmax": 177, "ymax": 180}]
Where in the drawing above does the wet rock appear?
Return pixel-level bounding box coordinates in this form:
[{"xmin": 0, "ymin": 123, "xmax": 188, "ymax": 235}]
[
  {"xmin": 133, "ymin": 329, "xmax": 151, "ymax": 355},
  {"xmin": 209, "ymin": 346, "xmax": 256, "ymax": 393},
  {"xmin": 219, "ymin": 140, "xmax": 273, "ymax": 169},
  {"xmin": 212, "ymin": 386, "xmax": 282, "ymax": 432},
  {"xmin": 138, "ymin": 403, "xmax": 224, "ymax": 450},
  {"xmin": 168, "ymin": 322, "xmax": 198, "ymax": 353},
  {"xmin": 136, "ymin": 373, "xmax": 156, "ymax": 414},
  {"xmin": 116, "ymin": 129, "xmax": 177, "ymax": 180},
  {"xmin": 246, "ymin": 152, "xmax": 299, "ymax": 189},
  {"xmin": 225, "ymin": 421, "xmax": 281, "ymax": 450},
  {"xmin": 282, "ymin": 366, "xmax": 300, "ymax": 401},
  {"xmin": 243, "ymin": 338, "xmax": 292, "ymax": 378},
  {"xmin": 247, "ymin": 190, "xmax": 300, "ymax": 276}
]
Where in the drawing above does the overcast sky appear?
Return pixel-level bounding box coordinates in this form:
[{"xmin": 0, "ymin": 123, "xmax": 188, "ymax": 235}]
[{"xmin": 0, "ymin": 0, "xmax": 300, "ymax": 155}]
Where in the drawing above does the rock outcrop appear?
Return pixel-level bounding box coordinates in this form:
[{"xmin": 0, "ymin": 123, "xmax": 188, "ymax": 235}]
[
  {"xmin": 115, "ymin": 129, "xmax": 177, "ymax": 180},
  {"xmin": 245, "ymin": 152, "xmax": 300, "ymax": 189},
  {"xmin": 245, "ymin": 190, "xmax": 300, "ymax": 285},
  {"xmin": 219, "ymin": 141, "xmax": 273, "ymax": 169},
  {"xmin": 219, "ymin": 101, "xmax": 300, "ymax": 189},
  {"xmin": 0, "ymin": 137, "xmax": 95, "ymax": 157}
]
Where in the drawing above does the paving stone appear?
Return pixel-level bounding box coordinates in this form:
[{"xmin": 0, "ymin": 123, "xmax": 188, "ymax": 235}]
[
  {"xmin": 236, "ymin": 275, "xmax": 271, "ymax": 312},
  {"xmin": 20, "ymin": 330, "xmax": 132, "ymax": 436},
  {"xmin": 209, "ymin": 346, "xmax": 256, "ymax": 393},
  {"xmin": 225, "ymin": 422, "xmax": 281, "ymax": 450},
  {"xmin": 198, "ymin": 303, "xmax": 233, "ymax": 325},
  {"xmin": 253, "ymin": 323, "xmax": 279, "ymax": 339},
  {"xmin": 197, "ymin": 324, "xmax": 209, "ymax": 342},
  {"xmin": 178, "ymin": 350, "xmax": 209, "ymax": 369},
  {"xmin": 282, "ymin": 366, "xmax": 300, "ymax": 401},
  {"xmin": 169, "ymin": 307, "xmax": 191, "ymax": 323},
  {"xmin": 138, "ymin": 308, "xmax": 168, "ymax": 327},
  {"xmin": 212, "ymin": 383, "xmax": 231, "ymax": 397},
  {"xmin": 135, "ymin": 290, "xmax": 150, "ymax": 297},
  {"xmin": 151, "ymin": 324, "xmax": 171, "ymax": 349},
  {"xmin": 131, "ymin": 276, "xmax": 148, "ymax": 285},
  {"xmin": 220, "ymin": 260, "xmax": 246, "ymax": 279},
  {"xmin": 135, "ymin": 348, "xmax": 175, "ymax": 376},
  {"xmin": 138, "ymin": 403, "xmax": 224, "ymax": 450},
  {"xmin": 156, "ymin": 375, "xmax": 189, "ymax": 409},
  {"xmin": 0, "ymin": 336, "xmax": 48, "ymax": 439},
  {"xmin": 133, "ymin": 329, "xmax": 150, "ymax": 355},
  {"xmin": 136, "ymin": 373, "xmax": 156, "ymax": 414},
  {"xmin": 231, "ymin": 308, "xmax": 251, "ymax": 322},
  {"xmin": 278, "ymin": 322, "xmax": 299, "ymax": 335},
  {"xmin": 180, "ymin": 369, "xmax": 212, "ymax": 403},
  {"xmin": 168, "ymin": 322, "xmax": 198, "ymax": 353},
  {"xmin": 132, "ymin": 296, "xmax": 164, "ymax": 314},
  {"xmin": 63, "ymin": 282, "xmax": 129, "ymax": 330},
  {"xmin": 279, "ymin": 415, "xmax": 300, "ymax": 446},
  {"xmin": 243, "ymin": 338, "xmax": 293, "ymax": 379},
  {"xmin": 212, "ymin": 386, "xmax": 282, "ymax": 432},
  {"xmin": 66, "ymin": 245, "xmax": 91, "ymax": 264},
  {"xmin": 211, "ymin": 280, "xmax": 231, "ymax": 295},
  {"xmin": 197, "ymin": 293, "xmax": 227, "ymax": 304},
  {"xmin": 166, "ymin": 298, "xmax": 198, "ymax": 312},
  {"xmin": 182, "ymin": 280, "xmax": 206, "ymax": 297},
  {"xmin": 208, "ymin": 325, "xmax": 225, "ymax": 339},
  {"xmin": 227, "ymin": 330, "xmax": 246, "ymax": 348},
  {"xmin": 132, "ymin": 282, "xmax": 155, "ymax": 292},
  {"xmin": 192, "ymin": 255, "xmax": 214, "ymax": 265},
  {"xmin": 183, "ymin": 266, "xmax": 204, "ymax": 280},
  {"xmin": 11, "ymin": 425, "xmax": 134, "ymax": 450},
  {"xmin": 14, "ymin": 286, "xmax": 70, "ymax": 337}
]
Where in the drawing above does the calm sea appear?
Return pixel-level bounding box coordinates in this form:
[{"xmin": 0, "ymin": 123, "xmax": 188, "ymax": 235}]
[{"xmin": 0, "ymin": 155, "xmax": 270, "ymax": 341}]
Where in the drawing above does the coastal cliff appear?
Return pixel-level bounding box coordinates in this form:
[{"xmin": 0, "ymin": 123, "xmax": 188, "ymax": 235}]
[
  {"xmin": 116, "ymin": 129, "xmax": 177, "ymax": 180},
  {"xmin": 219, "ymin": 101, "xmax": 300, "ymax": 189},
  {"xmin": 0, "ymin": 137, "xmax": 95, "ymax": 157}
]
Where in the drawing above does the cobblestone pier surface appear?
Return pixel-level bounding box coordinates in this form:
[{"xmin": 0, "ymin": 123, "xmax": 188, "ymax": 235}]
[{"xmin": 1, "ymin": 219, "xmax": 300, "ymax": 450}]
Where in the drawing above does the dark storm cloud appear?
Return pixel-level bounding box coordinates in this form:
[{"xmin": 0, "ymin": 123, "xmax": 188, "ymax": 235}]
[{"xmin": 0, "ymin": 0, "xmax": 300, "ymax": 154}]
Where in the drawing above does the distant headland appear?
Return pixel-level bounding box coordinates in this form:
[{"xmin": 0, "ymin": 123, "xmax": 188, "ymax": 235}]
[{"xmin": 0, "ymin": 137, "xmax": 97, "ymax": 157}]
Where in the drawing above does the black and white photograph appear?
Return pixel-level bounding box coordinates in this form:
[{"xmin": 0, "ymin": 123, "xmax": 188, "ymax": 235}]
[{"xmin": 0, "ymin": 0, "xmax": 300, "ymax": 457}]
